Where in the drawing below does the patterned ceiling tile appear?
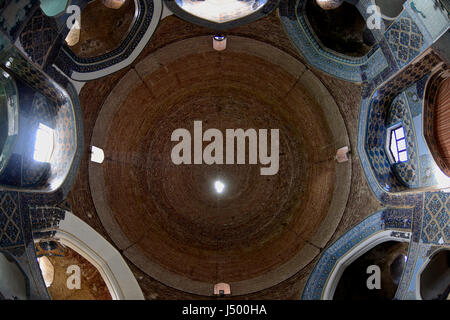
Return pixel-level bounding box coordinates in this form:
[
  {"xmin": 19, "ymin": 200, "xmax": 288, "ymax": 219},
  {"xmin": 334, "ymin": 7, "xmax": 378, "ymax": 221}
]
[
  {"xmin": 388, "ymin": 95, "xmax": 419, "ymax": 188},
  {"xmin": 422, "ymin": 192, "xmax": 450, "ymax": 244},
  {"xmin": 19, "ymin": 8, "xmax": 58, "ymax": 65},
  {"xmin": 0, "ymin": 191, "xmax": 23, "ymax": 247},
  {"xmin": 386, "ymin": 16, "xmax": 424, "ymax": 68}
]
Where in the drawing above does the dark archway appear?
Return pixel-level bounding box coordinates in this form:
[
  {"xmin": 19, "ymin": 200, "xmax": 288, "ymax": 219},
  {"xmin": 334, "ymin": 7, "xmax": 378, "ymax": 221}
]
[
  {"xmin": 0, "ymin": 252, "xmax": 28, "ymax": 300},
  {"xmin": 67, "ymin": 0, "xmax": 136, "ymax": 58},
  {"xmin": 420, "ymin": 250, "xmax": 450, "ymax": 300},
  {"xmin": 304, "ymin": 0, "xmax": 374, "ymax": 57},
  {"xmin": 333, "ymin": 241, "xmax": 409, "ymax": 300}
]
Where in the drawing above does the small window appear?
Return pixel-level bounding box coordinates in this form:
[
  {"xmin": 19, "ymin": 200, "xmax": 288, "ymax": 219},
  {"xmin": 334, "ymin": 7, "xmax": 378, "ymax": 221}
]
[
  {"xmin": 33, "ymin": 123, "xmax": 54, "ymax": 163},
  {"xmin": 37, "ymin": 256, "xmax": 54, "ymax": 287},
  {"xmin": 90, "ymin": 146, "xmax": 105, "ymax": 164},
  {"xmin": 214, "ymin": 283, "xmax": 231, "ymax": 296},
  {"xmin": 389, "ymin": 126, "xmax": 408, "ymax": 163}
]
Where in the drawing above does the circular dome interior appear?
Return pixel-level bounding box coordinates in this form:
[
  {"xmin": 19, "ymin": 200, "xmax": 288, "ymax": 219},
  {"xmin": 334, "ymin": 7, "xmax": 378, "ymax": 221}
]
[{"xmin": 89, "ymin": 36, "xmax": 351, "ymax": 295}]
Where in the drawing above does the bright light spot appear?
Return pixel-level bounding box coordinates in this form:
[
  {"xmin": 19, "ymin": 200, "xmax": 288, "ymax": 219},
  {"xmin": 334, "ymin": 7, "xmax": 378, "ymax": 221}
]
[
  {"xmin": 33, "ymin": 123, "xmax": 54, "ymax": 163},
  {"xmin": 37, "ymin": 256, "xmax": 54, "ymax": 287},
  {"xmin": 433, "ymin": 165, "xmax": 450, "ymax": 189},
  {"xmin": 389, "ymin": 126, "xmax": 408, "ymax": 163},
  {"xmin": 5, "ymin": 57, "xmax": 13, "ymax": 68},
  {"xmin": 90, "ymin": 146, "xmax": 105, "ymax": 164},
  {"xmin": 65, "ymin": 17, "xmax": 81, "ymax": 46},
  {"xmin": 214, "ymin": 180, "xmax": 225, "ymax": 194}
]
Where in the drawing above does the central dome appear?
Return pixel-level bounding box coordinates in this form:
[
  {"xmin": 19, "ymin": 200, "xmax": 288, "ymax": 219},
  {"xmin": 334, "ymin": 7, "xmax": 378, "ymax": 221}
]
[{"xmin": 89, "ymin": 36, "xmax": 351, "ymax": 295}]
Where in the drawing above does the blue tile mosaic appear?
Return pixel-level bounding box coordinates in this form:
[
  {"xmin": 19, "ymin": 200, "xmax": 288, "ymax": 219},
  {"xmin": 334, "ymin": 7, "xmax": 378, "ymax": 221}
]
[
  {"xmin": 55, "ymin": 0, "xmax": 159, "ymax": 78},
  {"xmin": 385, "ymin": 11, "xmax": 426, "ymax": 69},
  {"xmin": 0, "ymin": 191, "xmax": 23, "ymax": 248},
  {"xmin": 19, "ymin": 7, "xmax": 59, "ymax": 66},
  {"xmin": 422, "ymin": 192, "xmax": 450, "ymax": 244},
  {"xmin": 302, "ymin": 209, "xmax": 413, "ymax": 300},
  {"xmin": 387, "ymin": 94, "xmax": 420, "ymax": 188},
  {"xmin": 359, "ymin": 50, "xmax": 442, "ymax": 198}
]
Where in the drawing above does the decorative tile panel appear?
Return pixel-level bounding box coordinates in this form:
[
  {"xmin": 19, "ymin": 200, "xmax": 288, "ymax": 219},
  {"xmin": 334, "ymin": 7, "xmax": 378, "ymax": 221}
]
[
  {"xmin": 422, "ymin": 192, "xmax": 450, "ymax": 244},
  {"xmin": 385, "ymin": 12, "xmax": 425, "ymax": 69},
  {"xmin": 360, "ymin": 50, "xmax": 442, "ymax": 197},
  {"xmin": 19, "ymin": 7, "xmax": 58, "ymax": 65},
  {"xmin": 387, "ymin": 94, "xmax": 420, "ymax": 188},
  {"xmin": 279, "ymin": 0, "xmax": 389, "ymax": 83},
  {"xmin": 0, "ymin": 191, "xmax": 23, "ymax": 247},
  {"xmin": 302, "ymin": 209, "xmax": 412, "ymax": 300}
]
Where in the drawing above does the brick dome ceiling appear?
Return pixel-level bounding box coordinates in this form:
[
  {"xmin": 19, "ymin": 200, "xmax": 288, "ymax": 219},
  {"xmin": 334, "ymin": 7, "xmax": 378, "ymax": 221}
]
[{"xmin": 88, "ymin": 36, "xmax": 351, "ymax": 295}]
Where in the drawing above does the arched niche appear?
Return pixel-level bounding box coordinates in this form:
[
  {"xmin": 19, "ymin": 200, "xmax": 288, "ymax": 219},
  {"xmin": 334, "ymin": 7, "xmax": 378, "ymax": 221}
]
[
  {"xmin": 333, "ymin": 240, "xmax": 409, "ymax": 300},
  {"xmin": 0, "ymin": 251, "xmax": 28, "ymax": 300},
  {"xmin": 37, "ymin": 245, "xmax": 113, "ymax": 300},
  {"xmin": 57, "ymin": 0, "xmax": 163, "ymax": 81},
  {"xmin": 0, "ymin": 78, "xmax": 79, "ymax": 194},
  {"xmin": 320, "ymin": 230, "xmax": 410, "ymax": 300},
  {"xmin": 67, "ymin": 0, "xmax": 137, "ymax": 58},
  {"xmin": 49, "ymin": 211, "xmax": 144, "ymax": 300},
  {"xmin": 304, "ymin": 0, "xmax": 375, "ymax": 57},
  {"xmin": 419, "ymin": 249, "xmax": 450, "ymax": 300}
]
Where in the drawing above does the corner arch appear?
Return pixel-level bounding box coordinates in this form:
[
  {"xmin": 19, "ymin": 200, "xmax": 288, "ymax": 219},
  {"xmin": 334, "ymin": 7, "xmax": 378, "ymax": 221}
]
[
  {"xmin": 52, "ymin": 211, "xmax": 144, "ymax": 300},
  {"xmin": 416, "ymin": 248, "xmax": 450, "ymax": 300},
  {"xmin": 322, "ymin": 231, "xmax": 409, "ymax": 300}
]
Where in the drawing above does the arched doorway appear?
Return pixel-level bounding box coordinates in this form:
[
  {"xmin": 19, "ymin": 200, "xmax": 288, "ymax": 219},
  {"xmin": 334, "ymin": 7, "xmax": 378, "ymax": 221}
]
[
  {"xmin": 333, "ymin": 241, "xmax": 409, "ymax": 300},
  {"xmin": 304, "ymin": 0, "xmax": 375, "ymax": 57},
  {"xmin": 0, "ymin": 251, "xmax": 28, "ymax": 300},
  {"xmin": 419, "ymin": 250, "xmax": 450, "ymax": 300}
]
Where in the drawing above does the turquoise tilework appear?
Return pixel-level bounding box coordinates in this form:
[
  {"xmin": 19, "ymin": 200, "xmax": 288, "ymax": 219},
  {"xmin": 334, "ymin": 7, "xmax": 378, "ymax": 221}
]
[
  {"xmin": 279, "ymin": 0, "xmax": 389, "ymax": 83},
  {"xmin": 358, "ymin": 50, "xmax": 442, "ymax": 199},
  {"xmin": 406, "ymin": 0, "xmax": 450, "ymax": 42},
  {"xmin": 302, "ymin": 209, "xmax": 412, "ymax": 300},
  {"xmin": 385, "ymin": 10, "xmax": 427, "ymax": 69},
  {"xmin": 422, "ymin": 192, "xmax": 450, "ymax": 244},
  {"xmin": 388, "ymin": 93, "xmax": 420, "ymax": 188}
]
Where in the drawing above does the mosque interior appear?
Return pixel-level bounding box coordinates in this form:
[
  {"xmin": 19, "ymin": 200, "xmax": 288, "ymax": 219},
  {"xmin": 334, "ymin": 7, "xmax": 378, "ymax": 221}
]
[{"xmin": 0, "ymin": 0, "xmax": 449, "ymax": 300}]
